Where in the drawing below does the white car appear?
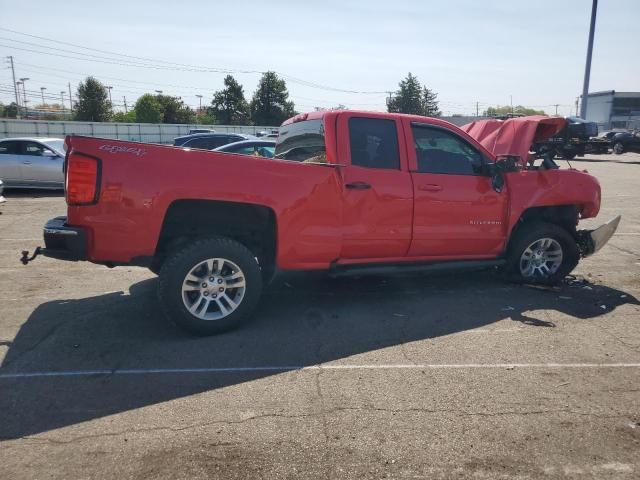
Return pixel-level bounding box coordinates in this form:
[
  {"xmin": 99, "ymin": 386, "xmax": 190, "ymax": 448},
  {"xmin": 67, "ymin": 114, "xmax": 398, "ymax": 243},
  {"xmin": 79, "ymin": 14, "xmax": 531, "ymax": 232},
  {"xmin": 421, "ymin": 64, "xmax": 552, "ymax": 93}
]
[{"xmin": 0, "ymin": 137, "xmax": 65, "ymax": 189}]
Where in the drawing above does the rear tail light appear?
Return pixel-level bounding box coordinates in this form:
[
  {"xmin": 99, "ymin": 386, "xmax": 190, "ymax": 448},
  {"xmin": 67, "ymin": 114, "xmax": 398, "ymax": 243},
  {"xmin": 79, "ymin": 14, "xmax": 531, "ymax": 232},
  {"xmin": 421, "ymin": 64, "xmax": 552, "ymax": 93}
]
[{"xmin": 65, "ymin": 152, "xmax": 100, "ymax": 205}]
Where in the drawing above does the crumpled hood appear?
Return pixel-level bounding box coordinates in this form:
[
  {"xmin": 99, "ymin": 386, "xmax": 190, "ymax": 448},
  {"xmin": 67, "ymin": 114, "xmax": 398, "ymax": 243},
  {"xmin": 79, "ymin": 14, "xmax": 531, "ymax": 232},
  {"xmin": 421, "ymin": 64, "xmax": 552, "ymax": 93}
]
[{"xmin": 461, "ymin": 116, "xmax": 566, "ymax": 163}]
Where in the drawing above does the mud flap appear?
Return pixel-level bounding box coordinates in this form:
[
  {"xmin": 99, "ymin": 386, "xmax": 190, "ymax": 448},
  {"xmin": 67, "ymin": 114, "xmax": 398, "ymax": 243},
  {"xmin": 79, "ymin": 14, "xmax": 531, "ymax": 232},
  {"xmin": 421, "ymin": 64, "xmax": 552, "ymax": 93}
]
[{"xmin": 578, "ymin": 215, "xmax": 621, "ymax": 257}]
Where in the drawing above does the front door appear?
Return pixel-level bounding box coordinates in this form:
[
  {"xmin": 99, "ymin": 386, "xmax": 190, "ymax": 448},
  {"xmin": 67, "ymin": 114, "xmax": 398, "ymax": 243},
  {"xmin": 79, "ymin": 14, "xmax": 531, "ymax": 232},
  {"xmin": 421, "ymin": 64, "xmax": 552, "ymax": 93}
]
[
  {"xmin": 407, "ymin": 122, "xmax": 508, "ymax": 258},
  {"xmin": 337, "ymin": 114, "xmax": 413, "ymax": 260},
  {"xmin": 20, "ymin": 141, "xmax": 64, "ymax": 186}
]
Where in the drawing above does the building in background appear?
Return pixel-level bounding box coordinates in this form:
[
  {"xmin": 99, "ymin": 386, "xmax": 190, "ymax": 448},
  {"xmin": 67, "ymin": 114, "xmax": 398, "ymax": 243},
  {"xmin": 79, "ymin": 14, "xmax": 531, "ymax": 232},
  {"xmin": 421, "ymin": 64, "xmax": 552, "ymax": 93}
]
[{"xmin": 583, "ymin": 91, "xmax": 640, "ymax": 130}]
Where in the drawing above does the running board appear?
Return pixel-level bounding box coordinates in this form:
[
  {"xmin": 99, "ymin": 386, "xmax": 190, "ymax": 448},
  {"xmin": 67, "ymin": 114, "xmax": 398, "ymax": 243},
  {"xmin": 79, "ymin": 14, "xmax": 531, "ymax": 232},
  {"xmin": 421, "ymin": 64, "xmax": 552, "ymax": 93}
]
[{"xmin": 329, "ymin": 259, "xmax": 506, "ymax": 278}]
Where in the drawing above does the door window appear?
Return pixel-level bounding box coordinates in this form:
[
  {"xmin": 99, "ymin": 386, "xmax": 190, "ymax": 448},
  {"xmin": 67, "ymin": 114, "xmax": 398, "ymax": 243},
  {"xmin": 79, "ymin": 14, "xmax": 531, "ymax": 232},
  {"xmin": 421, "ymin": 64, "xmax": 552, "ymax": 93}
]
[
  {"xmin": 22, "ymin": 142, "xmax": 46, "ymax": 156},
  {"xmin": 412, "ymin": 125, "xmax": 484, "ymax": 175},
  {"xmin": 0, "ymin": 141, "xmax": 20, "ymax": 155},
  {"xmin": 349, "ymin": 117, "xmax": 400, "ymax": 169}
]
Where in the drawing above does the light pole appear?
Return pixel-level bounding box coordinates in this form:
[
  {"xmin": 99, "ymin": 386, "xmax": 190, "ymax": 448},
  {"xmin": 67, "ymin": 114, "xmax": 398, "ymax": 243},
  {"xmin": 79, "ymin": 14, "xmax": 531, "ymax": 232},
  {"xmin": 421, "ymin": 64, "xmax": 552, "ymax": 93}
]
[
  {"xmin": 196, "ymin": 94, "xmax": 203, "ymax": 114},
  {"xmin": 106, "ymin": 85, "xmax": 113, "ymax": 105},
  {"xmin": 19, "ymin": 77, "xmax": 29, "ymax": 115},
  {"xmin": 155, "ymin": 90, "xmax": 163, "ymax": 96},
  {"xmin": 40, "ymin": 87, "xmax": 46, "ymax": 112},
  {"xmin": 580, "ymin": 0, "xmax": 598, "ymax": 119},
  {"xmin": 15, "ymin": 81, "xmax": 22, "ymax": 109}
]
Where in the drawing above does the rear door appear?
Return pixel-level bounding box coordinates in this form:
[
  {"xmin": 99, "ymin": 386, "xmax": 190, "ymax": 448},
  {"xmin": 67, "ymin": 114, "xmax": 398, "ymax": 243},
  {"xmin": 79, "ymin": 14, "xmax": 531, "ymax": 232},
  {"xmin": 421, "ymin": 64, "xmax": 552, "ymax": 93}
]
[
  {"xmin": 0, "ymin": 140, "xmax": 23, "ymax": 185},
  {"xmin": 406, "ymin": 121, "xmax": 508, "ymax": 258},
  {"xmin": 337, "ymin": 114, "xmax": 413, "ymax": 259}
]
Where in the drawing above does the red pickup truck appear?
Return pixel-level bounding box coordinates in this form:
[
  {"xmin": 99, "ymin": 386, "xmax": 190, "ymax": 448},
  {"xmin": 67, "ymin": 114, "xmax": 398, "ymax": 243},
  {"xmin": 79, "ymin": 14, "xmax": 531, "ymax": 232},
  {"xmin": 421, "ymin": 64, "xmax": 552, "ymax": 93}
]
[{"xmin": 29, "ymin": 110, "xmax": 619, "ymax": 335}]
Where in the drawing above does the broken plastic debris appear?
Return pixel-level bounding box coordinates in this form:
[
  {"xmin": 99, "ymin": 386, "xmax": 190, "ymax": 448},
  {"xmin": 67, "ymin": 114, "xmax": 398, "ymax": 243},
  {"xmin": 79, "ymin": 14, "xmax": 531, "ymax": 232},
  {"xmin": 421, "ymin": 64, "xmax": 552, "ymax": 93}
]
[{"xmin": 524, "ymin": 284, "xmax": 561, "ymax": 292}]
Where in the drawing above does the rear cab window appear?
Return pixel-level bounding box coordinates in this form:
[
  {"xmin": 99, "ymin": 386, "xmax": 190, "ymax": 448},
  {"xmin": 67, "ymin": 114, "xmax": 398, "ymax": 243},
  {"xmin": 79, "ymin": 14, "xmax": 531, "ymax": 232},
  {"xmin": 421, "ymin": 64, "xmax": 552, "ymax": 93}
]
[{"xmin": 274, "ymin": 120, "xmax": 327, "ymax": 163}]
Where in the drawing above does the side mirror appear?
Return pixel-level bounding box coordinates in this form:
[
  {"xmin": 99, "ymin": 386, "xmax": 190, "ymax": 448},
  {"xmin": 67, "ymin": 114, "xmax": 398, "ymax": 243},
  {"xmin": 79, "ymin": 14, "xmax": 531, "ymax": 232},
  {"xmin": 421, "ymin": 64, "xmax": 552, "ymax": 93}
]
[{"xmin": 43, "ymin": 150, "xmax": 61, "ymax": 159}]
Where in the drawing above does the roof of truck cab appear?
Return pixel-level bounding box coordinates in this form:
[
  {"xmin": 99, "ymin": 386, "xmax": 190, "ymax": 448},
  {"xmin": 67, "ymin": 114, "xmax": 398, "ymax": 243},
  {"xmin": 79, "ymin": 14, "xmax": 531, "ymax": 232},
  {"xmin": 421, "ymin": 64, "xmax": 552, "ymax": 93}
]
[{"xmin": 281, "ymin": 110, "xmax": 462, "ymax": 130}]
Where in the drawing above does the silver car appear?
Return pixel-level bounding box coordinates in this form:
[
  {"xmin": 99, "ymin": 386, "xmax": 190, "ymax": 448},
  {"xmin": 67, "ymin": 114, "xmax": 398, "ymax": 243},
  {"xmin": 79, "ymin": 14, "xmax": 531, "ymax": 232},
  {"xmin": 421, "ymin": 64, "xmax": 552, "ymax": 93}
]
[{"xmin": 0, "ymin": 137, "xmax": 65, "ymax": 189}]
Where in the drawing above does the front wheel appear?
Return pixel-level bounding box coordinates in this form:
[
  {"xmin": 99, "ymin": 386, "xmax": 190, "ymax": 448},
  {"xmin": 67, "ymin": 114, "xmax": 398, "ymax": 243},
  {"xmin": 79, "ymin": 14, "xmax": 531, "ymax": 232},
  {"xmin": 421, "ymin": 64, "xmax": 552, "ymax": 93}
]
[
  {"xmin": 506, "ymin": 222, "xmax": 579, "ymax": 284},
  {"xmin": 158, "ymin": 237, "xmax": 263, "ymax": 335}
]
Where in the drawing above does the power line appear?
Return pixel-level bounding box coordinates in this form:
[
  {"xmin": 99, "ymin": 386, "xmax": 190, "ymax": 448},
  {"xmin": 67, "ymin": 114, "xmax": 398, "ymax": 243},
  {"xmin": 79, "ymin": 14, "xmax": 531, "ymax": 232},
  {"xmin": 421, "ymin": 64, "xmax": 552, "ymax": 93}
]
[{"xmin": 0, "ymin": 28, "xmax": 387, "ymax": 94}]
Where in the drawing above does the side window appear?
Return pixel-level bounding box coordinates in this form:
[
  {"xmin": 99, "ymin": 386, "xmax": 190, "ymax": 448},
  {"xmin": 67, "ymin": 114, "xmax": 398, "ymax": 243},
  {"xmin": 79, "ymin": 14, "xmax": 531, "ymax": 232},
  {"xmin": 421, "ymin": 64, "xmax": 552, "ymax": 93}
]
[
  {"xmin": 184, "ymin": 138, "xmax": 213, "ymax": 149},
  {"xmin": 0, "ymin": 141, "xmax": 20, "ymax": 155},
  {"xmin": 412, "ymin": 125, "xmax": 484, "ymax": 175},
  {"xmin": 349, "ymin": 117, "xmax": 400, "ymax": 169},
  {"xmin": 23, "ymin": 142, "xmax": 46, "ymax": 156},
  {"xmin": 233, "ymin": 146, "xmax": 257, "ymax": 155}
]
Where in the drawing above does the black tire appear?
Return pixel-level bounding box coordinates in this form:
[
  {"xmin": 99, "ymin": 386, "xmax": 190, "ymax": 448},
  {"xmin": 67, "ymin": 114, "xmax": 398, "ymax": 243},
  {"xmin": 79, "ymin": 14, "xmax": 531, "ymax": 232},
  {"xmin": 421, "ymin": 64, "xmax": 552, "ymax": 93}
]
[
  {"xmin": 613, "ymin": 142, "xmax": 624, "ymax": 155},
  {"xmin": 158, "ymin": 237, "xmax": 263, "ymax": 335},
  {"xmin": 505, "ymin": 221, "xmax": 579, "ymax": 284}
]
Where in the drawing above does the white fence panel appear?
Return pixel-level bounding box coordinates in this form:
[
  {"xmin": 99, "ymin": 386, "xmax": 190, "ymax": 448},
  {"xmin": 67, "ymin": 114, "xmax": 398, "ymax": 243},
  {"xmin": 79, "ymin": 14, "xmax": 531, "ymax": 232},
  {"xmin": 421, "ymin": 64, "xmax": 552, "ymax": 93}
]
[{"xmin": 0, "ymin": 119, "xmax": 279, "ymax": 143}]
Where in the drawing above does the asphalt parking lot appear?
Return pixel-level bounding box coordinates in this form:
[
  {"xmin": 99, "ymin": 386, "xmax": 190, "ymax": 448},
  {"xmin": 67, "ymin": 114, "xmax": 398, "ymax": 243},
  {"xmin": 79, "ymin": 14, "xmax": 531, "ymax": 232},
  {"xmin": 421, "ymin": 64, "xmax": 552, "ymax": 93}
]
[{"xmin": 0, "ymin": 153, "xmax": 639, "ymax": 479}]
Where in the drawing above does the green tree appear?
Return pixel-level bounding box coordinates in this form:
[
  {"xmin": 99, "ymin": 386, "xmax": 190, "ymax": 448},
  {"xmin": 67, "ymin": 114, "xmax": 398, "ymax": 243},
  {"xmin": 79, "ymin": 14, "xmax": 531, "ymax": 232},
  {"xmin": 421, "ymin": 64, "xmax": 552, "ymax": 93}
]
[
  {"xmin": 156, "ymin": 94, "xmax": 195, "ymax": 124},
  {"xmin": 422, "ymin": 87, "xmax": 441, "ymax": 117},
  {"xmin": 3, "ymin": 102, "xmax": 18, "ymax": 118},
  {"xmin": 250, "ymin": 71, "xmax": 296, "ymax": 126},
  {"xmin": 196, "ymin": 113, "xmax": 216, "ymax": 125},
  {"xmin": 134, "ymin": 94, "xmax": 163, "ymax": 123},
  {"xmin": 483, "ymin": 105, "xmax": 546, "ymax": 116},
  {"xmin": 387, "ymin": 73, "xmax": 441, "ymax": 117},
  {"xmin": 113, "ymin": 110, "xmax": 137, "ymax": 122},
  {"xmin": 74, "ymin": 76, "xmax": 112, "ymax": 121},
  {"xmin": 387, "ymin": 73, "xmax": 423, "ymax": 115},
  {"xmin": 209, "ymin": 75, "xmax": 250, "ymax": 125}
]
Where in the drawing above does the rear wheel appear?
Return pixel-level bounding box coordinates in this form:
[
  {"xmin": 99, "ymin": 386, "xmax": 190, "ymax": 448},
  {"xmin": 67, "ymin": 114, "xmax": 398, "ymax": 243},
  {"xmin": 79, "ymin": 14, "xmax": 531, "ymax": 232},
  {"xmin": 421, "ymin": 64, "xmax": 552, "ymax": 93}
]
[
  {"xmin": 613, "ymin": 142, "xmax": 624, "ymax": 155},
  {"xmin": 158, "ymin": 237, "xmax": 263, "ymax": 335},
  {"xmin": 506, "ymin": 222, "xmax": 579, "ymax": 284}
]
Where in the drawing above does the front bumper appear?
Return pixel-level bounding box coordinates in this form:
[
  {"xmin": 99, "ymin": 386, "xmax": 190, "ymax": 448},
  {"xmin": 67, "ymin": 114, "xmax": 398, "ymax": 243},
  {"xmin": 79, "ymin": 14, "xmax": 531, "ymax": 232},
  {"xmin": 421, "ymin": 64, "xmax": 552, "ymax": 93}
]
[
  {"xmin": 42, "ymin": 216, "xmax": 88, "ymax": 261},
  {"xmin": 579, "ymin": 215, "xmax": 621, "ymax": 257}
]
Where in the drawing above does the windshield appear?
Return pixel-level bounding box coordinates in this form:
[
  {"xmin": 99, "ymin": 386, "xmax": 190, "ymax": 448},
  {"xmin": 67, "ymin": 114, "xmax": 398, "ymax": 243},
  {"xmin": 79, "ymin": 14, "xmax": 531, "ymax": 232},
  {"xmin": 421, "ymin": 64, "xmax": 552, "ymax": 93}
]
[
  {"xmin": 274, "ymin": 119, "xmax": 327, "ymax": 163},
  {"xmin": 42, "ymin": 139, "xmax": 65, "ymax": 154}
]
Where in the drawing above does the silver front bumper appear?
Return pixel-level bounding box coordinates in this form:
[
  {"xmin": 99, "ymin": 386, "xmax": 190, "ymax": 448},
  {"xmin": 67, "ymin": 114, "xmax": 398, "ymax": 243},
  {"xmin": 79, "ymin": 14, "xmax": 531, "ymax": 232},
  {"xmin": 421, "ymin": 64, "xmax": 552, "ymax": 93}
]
[{"xmin": 580, "ymin": 215, "xmax": 621, "ymax": 256}]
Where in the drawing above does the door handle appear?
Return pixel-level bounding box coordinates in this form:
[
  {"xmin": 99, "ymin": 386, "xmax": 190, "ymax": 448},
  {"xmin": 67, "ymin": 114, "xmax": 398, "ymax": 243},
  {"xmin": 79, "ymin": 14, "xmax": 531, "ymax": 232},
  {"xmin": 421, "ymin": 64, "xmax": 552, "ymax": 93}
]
[
  {"xmin": 345, "ymin": 181, "xmax": 371, "ymax": 190},
  {"xmin": 22, "ymin": 161, "xmax": 32, "ymax": 165},
  {"xmin": 418, "ymin": 184, "xmax": 442, "ymax": 192}
]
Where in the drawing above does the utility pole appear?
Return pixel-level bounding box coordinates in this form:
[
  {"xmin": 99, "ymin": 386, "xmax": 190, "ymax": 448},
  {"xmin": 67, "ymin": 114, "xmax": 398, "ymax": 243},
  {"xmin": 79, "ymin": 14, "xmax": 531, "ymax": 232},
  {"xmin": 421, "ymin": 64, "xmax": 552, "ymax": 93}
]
[
  {"xmin": 106, "ymin": 85, "xmax": 113, "ymax": 104},
  {"xmin": 476, "ymin": 101, "xmax": 479, "ymax": 117},
  {"xmin": 196, "ymin": 94, "xmax": 203, "ymax": 114},
  {"xmin": 553, "ymin": 103, "xmax": 560, "ymax": 116},
  {"xmin": 575, "ymin": 97, "xmax": 579, "ymax": 116},
  {"xmin": 123, "ymin": 96, "xmax": 128, "ymax": 113},
  {"xmin": 510, "ymin": 95, "xmax": 513, "ymax": 115},
  {"xmin": 6, "ymin": 56, "xmax": 21, "ymax": 118},
  {"xmin": 386, "ymin": 91, "xmax": 393, "ymax": 109},
  {"xmin": 60, "ymin": 91, "xmax": 65, "ymax": 112},
  {"xmin": 580, "ymin": 0, "xmax": 598, "ymax": 119},
  {"xmin": 68, "ymin": 82, "xmax": 73, "ymax": 112}
]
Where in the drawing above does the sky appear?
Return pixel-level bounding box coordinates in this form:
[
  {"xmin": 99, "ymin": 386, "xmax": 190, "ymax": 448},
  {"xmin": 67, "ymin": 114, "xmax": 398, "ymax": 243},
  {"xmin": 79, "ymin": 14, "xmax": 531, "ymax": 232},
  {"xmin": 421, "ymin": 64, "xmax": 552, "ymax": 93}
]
[{"xmin": 0, "ymin": 0, "xmax": 638, "ymax": 117}]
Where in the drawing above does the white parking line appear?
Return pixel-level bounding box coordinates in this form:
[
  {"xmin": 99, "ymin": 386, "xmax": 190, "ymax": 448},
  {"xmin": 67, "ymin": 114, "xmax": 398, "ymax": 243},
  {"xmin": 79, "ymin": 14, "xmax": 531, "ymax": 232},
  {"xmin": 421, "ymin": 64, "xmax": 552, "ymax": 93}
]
[{"xmin": 1, "ymin": 363, "xmax": 640, "ymax": 379}]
